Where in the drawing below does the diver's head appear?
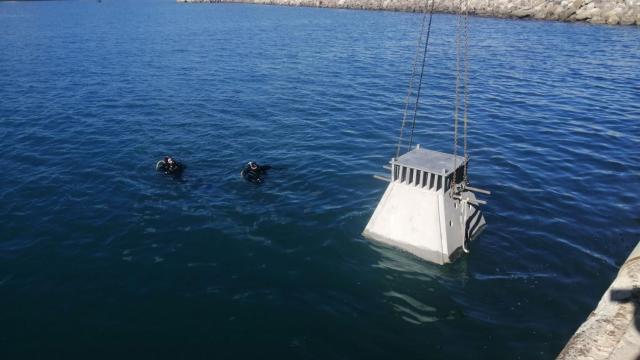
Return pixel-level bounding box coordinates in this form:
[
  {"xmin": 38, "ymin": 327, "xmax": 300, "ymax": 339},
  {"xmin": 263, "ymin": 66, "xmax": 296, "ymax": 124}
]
[
  {"xmin": 249, "ymin": 161, "xmax": 258, "ymax": 170},
  {"xmin": 167, "ymin": 157, "xmax": 174, "ymax": 164}
]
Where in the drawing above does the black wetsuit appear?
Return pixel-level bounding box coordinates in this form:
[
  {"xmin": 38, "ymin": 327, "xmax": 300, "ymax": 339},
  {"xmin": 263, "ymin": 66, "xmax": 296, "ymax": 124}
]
[
  {"xmin": 159, "ymin": 160, "xmax": 184, "ymax": 175},
  {"xmin": 242, "ymin": 164, "xmax": 271, "ymax": 183}
]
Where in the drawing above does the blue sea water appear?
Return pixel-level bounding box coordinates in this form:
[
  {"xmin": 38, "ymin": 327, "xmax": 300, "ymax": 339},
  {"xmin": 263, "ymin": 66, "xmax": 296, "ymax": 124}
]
[{"xmin": 0, "ymin": 0, "xmax": 639, "ymax": 358}]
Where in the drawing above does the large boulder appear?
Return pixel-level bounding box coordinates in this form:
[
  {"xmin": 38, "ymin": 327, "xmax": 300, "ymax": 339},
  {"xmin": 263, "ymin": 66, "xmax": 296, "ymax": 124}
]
[
  {"xmin": 575, "ymin": 6, "xmax": 600, "ymax": 20},
  {"xmin": 512, "ymin": 8, "xmax": 533, "ymax": 18},
  {"xmin": 590, "ymin": 14, "xmax": 608, "ymax": 23},
  {"xmin": 606, "ymin": 13, "xmax": 621, "ymax": 23}
]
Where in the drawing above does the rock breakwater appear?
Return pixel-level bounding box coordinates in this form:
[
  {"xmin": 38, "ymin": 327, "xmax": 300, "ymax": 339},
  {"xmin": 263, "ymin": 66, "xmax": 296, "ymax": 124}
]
[{"xmin": 177, "ymin": 0, "xmax": 640, "ymax": 26}]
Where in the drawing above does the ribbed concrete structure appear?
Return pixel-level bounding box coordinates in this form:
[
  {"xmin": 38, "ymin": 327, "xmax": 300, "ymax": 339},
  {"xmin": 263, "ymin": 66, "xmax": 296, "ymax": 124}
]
[
  {"xmin": 177, "ymin": 0, "xmax": 640, "ymax": 26},
  {"xmin": 362, "ymin": 148, "xmax": 486, "ymax": 265}
]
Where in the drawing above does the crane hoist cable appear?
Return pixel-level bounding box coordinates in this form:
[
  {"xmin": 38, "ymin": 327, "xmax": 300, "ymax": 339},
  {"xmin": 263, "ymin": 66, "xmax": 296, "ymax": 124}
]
[
  {"xmin": 395, "ymin": 12, "xmax": 429, "ymax": 160},
  {"xmin": 394, "ymin": 0, "xmax": 436, "ymax": 159},
  {"xmin": 394, "ymin": 0, "xmax": 472, "ymax": 193},
  {"xmin": 407, "ymin": 0, "xmax": 436, "ymax": 152}
]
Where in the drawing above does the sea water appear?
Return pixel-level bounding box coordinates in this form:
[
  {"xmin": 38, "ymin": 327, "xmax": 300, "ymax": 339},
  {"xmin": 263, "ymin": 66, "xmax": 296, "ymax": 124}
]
[{"xmin": 0, "ymin": 0, "xmax": 639, "ymax": 358}]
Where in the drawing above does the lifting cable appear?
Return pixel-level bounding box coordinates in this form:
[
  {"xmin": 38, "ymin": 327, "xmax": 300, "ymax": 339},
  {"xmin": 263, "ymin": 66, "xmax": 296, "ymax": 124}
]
[
  {"xmin": 394, "ymin": 0, "xmax": 472, "ymax": 192},
  {"xmin": 395, "ymin": 0, "xmax": 436, "ymax": 159},
  {"xmin": 395, "ymin": 13, "xmax": 429, "ymax": 159}
]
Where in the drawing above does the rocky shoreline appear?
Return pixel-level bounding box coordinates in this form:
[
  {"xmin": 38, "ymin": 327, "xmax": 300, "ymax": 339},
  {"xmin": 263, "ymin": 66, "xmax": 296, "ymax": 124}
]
[{"xmin": 177, "ymin": 0, "xmax": 640, "ymax": 26}]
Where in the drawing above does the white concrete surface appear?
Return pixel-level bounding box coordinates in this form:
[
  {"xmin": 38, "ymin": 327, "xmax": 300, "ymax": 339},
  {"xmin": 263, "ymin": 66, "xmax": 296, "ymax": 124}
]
[{"xmin": 558, "ymin": 241, "xmax": 640, "ymax": 360}]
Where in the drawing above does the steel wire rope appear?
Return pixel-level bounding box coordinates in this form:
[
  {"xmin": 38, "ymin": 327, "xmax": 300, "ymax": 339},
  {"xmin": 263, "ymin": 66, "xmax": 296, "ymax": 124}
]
[
  {"xmin": 395, "ymin": 11, "xmax": 430, "ymax": 159},
  {"xmin": 406, "ymin": 0, "xmax": 436, "ymax": 152}
]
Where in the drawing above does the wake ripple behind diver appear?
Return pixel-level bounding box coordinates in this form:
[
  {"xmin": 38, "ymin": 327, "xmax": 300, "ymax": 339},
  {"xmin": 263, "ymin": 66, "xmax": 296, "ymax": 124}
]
[{"xmin": 241, "ymin": 161, "xmax": 272, "ymax": 184}]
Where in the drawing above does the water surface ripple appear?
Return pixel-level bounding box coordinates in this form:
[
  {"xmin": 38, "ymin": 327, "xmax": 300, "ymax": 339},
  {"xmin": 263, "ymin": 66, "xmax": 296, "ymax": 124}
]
[{"xmin": 0, "ymin": 1, "xmax": 639, "ymax": 359}]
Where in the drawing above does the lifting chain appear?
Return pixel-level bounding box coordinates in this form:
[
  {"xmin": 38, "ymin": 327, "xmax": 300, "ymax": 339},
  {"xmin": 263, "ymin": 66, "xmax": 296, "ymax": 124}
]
[
  {"xmin": 462, "ymin": 0, "xmax": 470, "ymax": 186},
  {"xmin": 452, "ymin": 0, "xmax": 470, "ymax": 195}
]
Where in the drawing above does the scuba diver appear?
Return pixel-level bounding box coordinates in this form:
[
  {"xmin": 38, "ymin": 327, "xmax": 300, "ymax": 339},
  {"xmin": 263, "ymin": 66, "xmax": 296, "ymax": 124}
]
[
  {"xmin": 156, "ymin": 156, "xmax": 185, "ymax": 176},
  {"xmin": 241, "ymin": 161, "xmax": 271, "ymax": 184}
]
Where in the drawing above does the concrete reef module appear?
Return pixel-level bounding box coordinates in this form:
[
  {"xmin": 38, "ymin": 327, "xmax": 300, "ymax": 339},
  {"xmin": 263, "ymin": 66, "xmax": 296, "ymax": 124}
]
[{"xmin": 177, "ymin": 0, "xmax": 640, "ymax": 26}]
